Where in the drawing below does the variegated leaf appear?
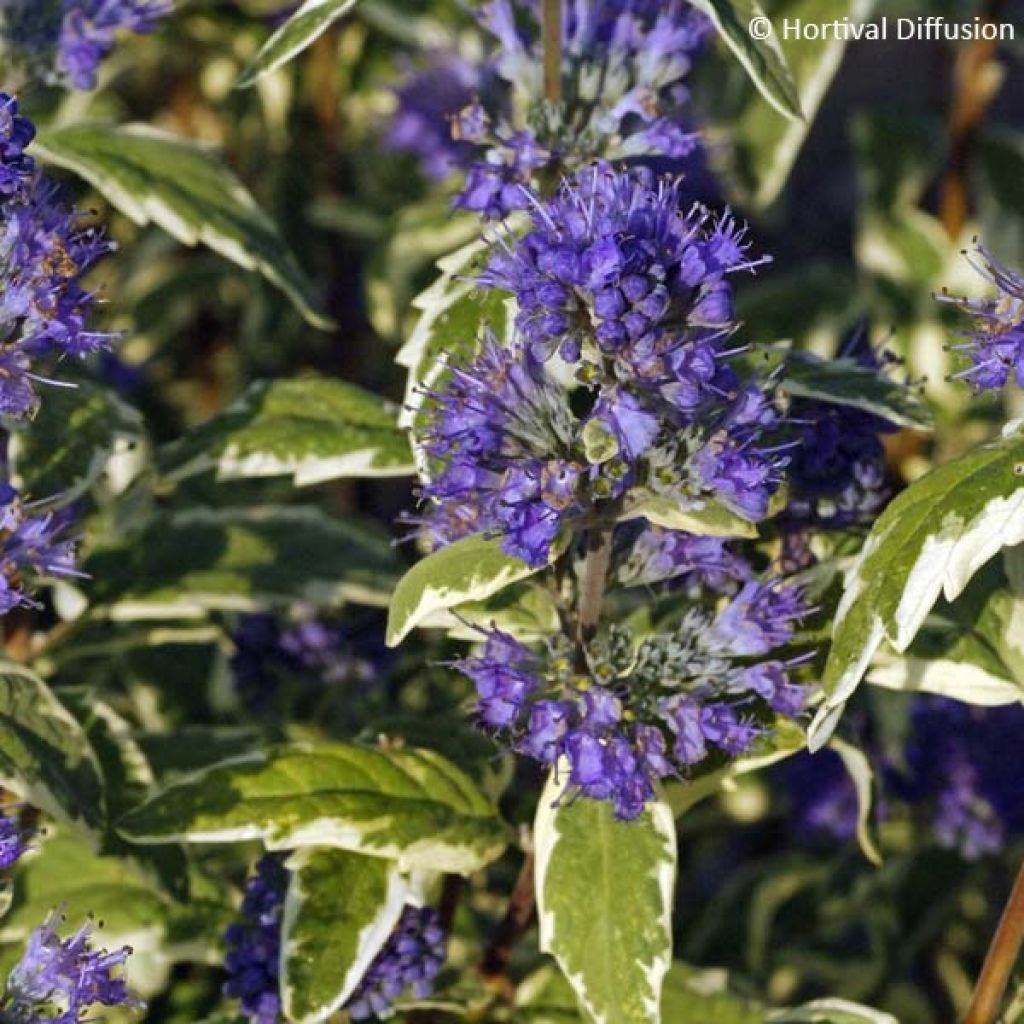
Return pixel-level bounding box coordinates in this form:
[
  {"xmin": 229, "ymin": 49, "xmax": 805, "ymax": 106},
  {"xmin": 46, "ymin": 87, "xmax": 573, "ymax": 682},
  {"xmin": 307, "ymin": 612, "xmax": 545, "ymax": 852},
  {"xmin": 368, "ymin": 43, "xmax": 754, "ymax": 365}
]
[
  {"xmin": 118, "ymin": 743, "xmax": 508, "ymax": 875},
  {"xmin": 535, "ymin": 772, "xmax": 677, "ymax": 1024},
  {"xmin": 810, "ymin": 424, "xmax": 1024, "ymax": 748},
  {"xmin": 281, "ymin": 848, "xmax": 413, "ymax": 1024}
]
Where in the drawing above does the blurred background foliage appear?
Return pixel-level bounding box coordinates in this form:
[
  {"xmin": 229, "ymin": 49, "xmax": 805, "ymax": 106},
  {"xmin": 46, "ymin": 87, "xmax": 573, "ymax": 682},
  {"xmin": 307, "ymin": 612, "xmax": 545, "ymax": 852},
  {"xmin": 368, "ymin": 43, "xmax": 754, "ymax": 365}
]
[{"xmin": 8, "ymin": 1, "xmax": 1024, "ymax": 1022}]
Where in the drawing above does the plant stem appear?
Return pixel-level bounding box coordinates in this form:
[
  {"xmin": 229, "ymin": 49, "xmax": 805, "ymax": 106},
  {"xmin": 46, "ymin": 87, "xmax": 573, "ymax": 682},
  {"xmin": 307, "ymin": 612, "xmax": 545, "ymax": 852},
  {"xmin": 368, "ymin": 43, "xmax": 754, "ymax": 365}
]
[
  {"xmin": 965, "ymin": 857, "xmax": 1024, "ymax": 1024},
  {"xmin": 478, "ymin": 850, "xmax": 537, "ymax": 994},
  {"xmin": 576, "ymin": 528, "xmax": 613, "ymax": 648},
  {"xmin": 542, "ymin": 0, "xmax": 562, "ymax": 104}
]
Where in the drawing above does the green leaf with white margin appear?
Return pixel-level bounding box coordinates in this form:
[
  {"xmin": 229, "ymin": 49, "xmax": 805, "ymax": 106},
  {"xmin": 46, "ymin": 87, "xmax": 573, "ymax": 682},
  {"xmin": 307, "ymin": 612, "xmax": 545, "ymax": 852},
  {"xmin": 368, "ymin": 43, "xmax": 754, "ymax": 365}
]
[
  {"xmin": 781, "ymin": 349, "xmax": 932, "ymax": 431},
  {"xmin": 387, "ymin": 533, "xmax": 561, "ymax": 646},
  {"xmin": 280, "ymin": 848, "xmax": 412, "ymax": 1024},
  {"xmin": 620, "ymin": 492, "xmax": 758, "ymax": 539},
  {"xmin": 0, "ymin": 662, "xmax": 105, "ymax": 836},
  {"xmin": 33, "ymin": 124, "xmax": 332, "ymax": 329},
  {"xmin": 85, "ymin": 506, "xmax": 399, "ymax": 619},
  {"xmin": 118, "ymin": 742, "xmax": 509, "ymax": 875},
  {"xmin": 9, "ymin": 379, "xmax": 145, "ymax": 504},
  {"xmin": 828, "ymin": 738, "xmax": 881, "ymax": 867},
  {"xmin": 158, "ymin": 378, "xmax": 413, "ymax": 487},
  {"xmin": 730, "ymin": 0, "xmax": 874, "ymax": 207},
  {"xmin": 535, "ymin": 771, "xmax": 677, "ymax": 1024},
  {"xmin": 0, "ymin": 829, "xmax": 172, "ymax": 995},
  {"xmin": 421, "ymin": 583, "xmax": 561, "ymax": 643},
  {"xmin": 237, "ymin": 0, "xmax": 361, "ymax": 88},
  {"xmin": 809, "ymin": 423, "xmax": 1024, "ymax": 749},
  {"xmin": 690, "ymin": 0, "xmax": 803, "ymax": 121},
  {"xmin": 867, "ymin": 555, "xmax": 1024, "ymax": 706},
  {"xmin": 767, "ymin": 1000, "xmax": 898, "ymax": 1024}
]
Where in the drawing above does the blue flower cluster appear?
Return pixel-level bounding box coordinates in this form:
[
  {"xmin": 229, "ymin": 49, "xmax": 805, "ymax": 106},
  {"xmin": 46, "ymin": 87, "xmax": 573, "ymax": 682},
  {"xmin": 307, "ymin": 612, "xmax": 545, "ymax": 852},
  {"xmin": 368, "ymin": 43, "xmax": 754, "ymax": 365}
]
[
  {"xmin": 346, "ymin": 907, "xmax": 447, "ymax": 1021},
  {"xmin": 5, "ymin": 910, "xmax": 139, "ymax": 1024},
  {"xmin": 456, "ymin": 577, "xmax": 810, "ymax": 820},
  {"xmin": 230, "ymin": 612, "xmax": 386, "ymax": 714},
  {"xmin": 0, "ymin": 485, "xmax": 81, "ymax": 613},
  {"xmin": 387, "ymin": 1, "xmax": 712, "ymax": 216},
  {"xmin": 939, "ymin": 243, "xmax": 1024, "ymax": 392},
  {"xmin": 223, "ymin": 854, "xmax": 287, "ymax": 1024},
  {"xmin": 418, "ymin": 331, "xmax": 583, "ymax": 566},
  {"xmin": 0, "ymin": 806, "xmax": 31, "ymax": 869},
  {"xmin": 0, "ymin": 0, "xmax": 171, "ymax": 90},
  {"xmin": 897, "ymin": 697, "xmax": 1024, "ymax": 859},
  {"xmin": 386, "ymin": 53, "xmax": 485, "ymax": 182},
  {"xmin": 224, "ymin": 856, "xmax": 447, "ymax": 1024},
  {"xmin": 780, "ymin": 697, "xmax": 1024, "ymax": 860},
  {"xmin": 0, "ymin": 94, "xmax": 116, "ymax": 419},
  {"xmin": 785, "ymin": 332, "xmax": 901, "ymax": 529},
  {"xmin": 418, "ymin": 165, "xmax": 788, "ymax": 568}
]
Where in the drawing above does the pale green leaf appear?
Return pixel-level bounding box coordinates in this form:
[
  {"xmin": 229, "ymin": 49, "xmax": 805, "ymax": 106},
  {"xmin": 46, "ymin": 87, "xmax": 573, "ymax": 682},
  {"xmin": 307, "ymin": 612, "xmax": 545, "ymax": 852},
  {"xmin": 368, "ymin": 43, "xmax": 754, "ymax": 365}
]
[
  {"xmin": 0, "ymin": 662, "xmax": 105, "ymax": 836},
  {"xmin": 866, "ymin": 559, "xmax": 1024, "ymax": 706},
  {"xmin": 33, "ymin": 124, "xmax": 332, "ymax": 329},
  {"xmin": 281, "ymin": 848, "xmax": 410, "ymax": 1024},
  {"xmin": 159, "ymin": 378, "xmax": 413, "ymax": 486},
  {"xmin": 535, "ymin": 772, "xmax": 677, "ymax": 1024},
  {"xmin": 85, "ymin": 506, "xmax": 399, "ymax": 619},
  {"xmin": 118, "ymin": 743, "xmax": 508, "ymax": 875},
  {"xmin": 767, "ymin": 1000, "xmax": 898, "ymax": 1024},
  {"xmin": 828, "ymin": 738, "xmax": 881, "ymax": 867},
  {"xmin": 387, "ymin": 533, "xmax": 556, "ymax": 647},
  {"xmin": 782, "ymin": 350, "xmax": 932, "ymax": 430},
  {"xmin": 237, "ymin": 0, "xmax": 361, "ymax": 88},
  {"xmin": 690, "ymin": 0, "xmax": 803, "ymax": 121},
  {"xmin": 620, "ymin": 493, "xmax": 758, "ymax": 539},
  {"xmin": 810, "ymin": 425, "xmax": 1024, "ymax": 748},
  {"xmin": 731, "ymin": 0, "xmax": 874, "ymax": 207}
]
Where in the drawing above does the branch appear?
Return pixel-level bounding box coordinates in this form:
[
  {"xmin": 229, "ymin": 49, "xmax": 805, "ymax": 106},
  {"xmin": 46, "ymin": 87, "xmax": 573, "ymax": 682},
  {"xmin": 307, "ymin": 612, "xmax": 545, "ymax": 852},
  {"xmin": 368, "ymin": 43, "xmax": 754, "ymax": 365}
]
[
  {"xmin": 576, "ymin": 527, "xmax": 613, "ymax": 648},
  {"xmin": 542, "ymin": 0, "xmax": 562, "ymax": 104},
  {"xmin": 965, "ymin": 857, "xmax": 1024, "ymax": 1024},
  {"xmin": 478, "ymin": 850, "xmax": 537, "ymax": 995}
]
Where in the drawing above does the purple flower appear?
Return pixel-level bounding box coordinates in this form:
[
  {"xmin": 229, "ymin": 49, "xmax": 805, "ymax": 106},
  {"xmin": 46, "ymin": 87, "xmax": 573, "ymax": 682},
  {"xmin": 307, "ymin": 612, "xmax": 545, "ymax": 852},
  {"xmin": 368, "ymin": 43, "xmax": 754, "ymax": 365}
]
[
  {"xmin": 223, "ymin": 855, "xmax": 287, "ymax": 1024},
  {"xmin": 0, "ymin": 486, "xmax": 82, "ymax": 615},
  {"xmin": 939, "ymin": 244, "xmax": 1024, "ymax": 391},
  {"xmin": 620, "ymin": 526, "xmax": 751, "ymax": 590},
  {"xmin": 455, "ymin": 587, "xmax": 812, "ymax": 821},
  {"xmin": 0, "ymin": 1, "xmax": 170, "ymax": 90},
  {"xmin": 415, "ymin": 332, "xmax": 584, "ymax": 567},
  {"xmin": 479, "ymin": 166, "xmax": 764, "ymax": 369},
  {"xmin": 6, "ymin": 910, "xmax": 139, "ymax": 1024},
  {"xmin": 346, "ymin": 907, "xmax": 447, "ymax": 1021},
  {"xmin": 709, "ymin": 579, "xmax": 808, "ymax": 656},
  {"xmin": 442, "ymin": 0, "xmax": 714, "ymax": 216},
  {"xmin": 785, "ymin": 330, "xmax": 902, "ymax": 528},
  {"xmin": 387, "ymin": 53, "xmax": 484, "ymax": 181},
  {"xmin": 0, "ymin": 806, "xmax": 30, "ymax": 869},
  {"xmin": 230, "ymin": 612, "xmax": 387, "ymax": 714},
  {"xmin": 0, "ymin": 94, "xmax": 36, "ymax": 198}
]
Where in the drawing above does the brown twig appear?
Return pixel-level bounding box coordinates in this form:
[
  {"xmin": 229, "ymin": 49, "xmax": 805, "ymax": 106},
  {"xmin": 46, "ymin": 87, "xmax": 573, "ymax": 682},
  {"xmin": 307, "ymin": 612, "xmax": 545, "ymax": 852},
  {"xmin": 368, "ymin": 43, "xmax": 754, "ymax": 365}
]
[
  {"xmin": 964, "ymin": 858, "xmax": 1024, "ymax": 1024},
  {"xmin": 478, "ymin": 850, "xmax": 537, "ymax": 995},
  {"xmin": 576, "ymin": 528, "xmax": 613, "ymax": 650},
  {"xmin": 938, "ymin": 0, "xmax": 1008, "ymax": 238},
  {"xmin": 542, "ymin": 0, "xmax": 562, "ymax": 104}
]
